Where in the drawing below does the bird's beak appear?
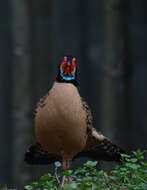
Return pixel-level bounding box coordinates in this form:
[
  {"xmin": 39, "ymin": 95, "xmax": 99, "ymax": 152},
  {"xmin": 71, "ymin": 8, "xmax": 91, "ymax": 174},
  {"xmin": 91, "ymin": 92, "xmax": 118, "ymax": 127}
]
[{"xmin": 67, "ymin": 61, "xmax": 71, "ymax": 66}]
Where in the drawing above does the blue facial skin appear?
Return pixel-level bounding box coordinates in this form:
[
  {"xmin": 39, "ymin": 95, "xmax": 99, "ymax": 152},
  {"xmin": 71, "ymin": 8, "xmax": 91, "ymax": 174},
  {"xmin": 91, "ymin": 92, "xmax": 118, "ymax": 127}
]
[{"xmin": 60, "ymin": 69, "xmax": 75, "ymax": 81}]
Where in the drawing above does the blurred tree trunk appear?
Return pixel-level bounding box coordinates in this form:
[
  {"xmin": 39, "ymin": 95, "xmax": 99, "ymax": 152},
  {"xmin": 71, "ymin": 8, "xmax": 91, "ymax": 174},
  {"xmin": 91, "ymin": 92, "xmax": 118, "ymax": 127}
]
[
  {"xmin": 100, "ymin": 0, "xmax": 131, "ymax": 148},
  {"xmin": 100, "ymin": 0, "xmax": 124, "ymax": 142},
  {"xmin": 130, "ymin": 0, "xmax": 147, "ymax": 150},
  {"xmin": 0, "ymin": 0, "xmax": 12, "ymax": 186},
  {"xmin": 11, "ymin": 0, "xmax": 33, "ymax": 187},
  {"xmin": 121, "ymin": 0, "xmax": 132, "ymax": 149},
  {"xmin": 30, "ymin": 0, "xmax": 54, "ymax": 102},
  {"xmin": 29, "ymin": 0, "xmax": 55, "ymax": 178}
]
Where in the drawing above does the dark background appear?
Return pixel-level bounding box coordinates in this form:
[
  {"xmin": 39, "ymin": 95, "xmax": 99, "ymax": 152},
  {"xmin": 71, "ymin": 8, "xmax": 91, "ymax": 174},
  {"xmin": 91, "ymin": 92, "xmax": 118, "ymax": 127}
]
[{"xmin": 0, "ymin": 0, "xmax": 147, "ymax": 188}]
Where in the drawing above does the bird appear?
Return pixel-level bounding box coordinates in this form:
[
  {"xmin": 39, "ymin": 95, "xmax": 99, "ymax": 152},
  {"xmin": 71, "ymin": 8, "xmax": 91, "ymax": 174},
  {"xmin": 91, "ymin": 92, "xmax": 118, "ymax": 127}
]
[{"xmin": 24, "ymin": 55, "xmax": 125, "ymax": 185}]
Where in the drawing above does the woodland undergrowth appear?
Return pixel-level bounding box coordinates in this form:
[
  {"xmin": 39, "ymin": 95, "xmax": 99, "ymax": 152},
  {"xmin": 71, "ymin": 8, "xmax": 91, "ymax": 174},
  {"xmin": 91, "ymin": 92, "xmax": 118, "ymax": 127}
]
[{"xmin": 1, "ymin": 150, "xmax": 147, "ymax": 190}]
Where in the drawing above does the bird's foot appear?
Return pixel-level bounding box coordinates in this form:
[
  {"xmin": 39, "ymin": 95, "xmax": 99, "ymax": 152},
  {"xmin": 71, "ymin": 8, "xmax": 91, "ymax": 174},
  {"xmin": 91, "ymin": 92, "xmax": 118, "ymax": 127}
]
[
  {"xmin": 61, "ymin": 176, "xmax": 72, "ymax": 186},
  {"xmin": 68, "ymin": 177, "xmax": 72, "ymax": 182},
  {"xmin": 61, "ymin": 175, "xmax": 66, "ymax": 186}
]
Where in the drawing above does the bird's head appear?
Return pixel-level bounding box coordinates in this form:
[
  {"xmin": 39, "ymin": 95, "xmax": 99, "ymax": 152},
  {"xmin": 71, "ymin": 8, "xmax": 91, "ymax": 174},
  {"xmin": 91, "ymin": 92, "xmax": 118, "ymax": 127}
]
[{"xmin": 56, "ymin": 56, "xmax": 78, "ymax": 86}]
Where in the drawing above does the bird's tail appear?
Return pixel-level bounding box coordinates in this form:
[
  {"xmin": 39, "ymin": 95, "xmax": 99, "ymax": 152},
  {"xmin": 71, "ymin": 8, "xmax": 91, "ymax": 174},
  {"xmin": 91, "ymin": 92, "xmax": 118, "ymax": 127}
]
[
  {"xmin": 24, "ymin": 142, "xmax": 59, "ymax": 165},
  {"xmin": 24, "ymin": 140, "xmax": 126, "ymax": 165},
  {"xmin": 77, "ymin": 138, "xmax": 126, "ymax": 162}
]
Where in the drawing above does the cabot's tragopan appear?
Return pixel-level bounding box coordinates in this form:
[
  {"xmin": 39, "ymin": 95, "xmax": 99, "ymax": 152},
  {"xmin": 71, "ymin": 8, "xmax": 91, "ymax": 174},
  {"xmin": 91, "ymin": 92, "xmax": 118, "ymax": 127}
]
[{"xmin": 24, "ymin": 56, "xmax": 125, "ymax": 185}]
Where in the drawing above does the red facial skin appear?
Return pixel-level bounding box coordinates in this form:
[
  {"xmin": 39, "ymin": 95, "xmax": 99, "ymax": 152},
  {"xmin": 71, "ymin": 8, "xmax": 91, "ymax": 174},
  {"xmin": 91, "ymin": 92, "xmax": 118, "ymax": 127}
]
[{"xmin": 60, "ymin": 56, "xmax": 76, "ymax": 77}]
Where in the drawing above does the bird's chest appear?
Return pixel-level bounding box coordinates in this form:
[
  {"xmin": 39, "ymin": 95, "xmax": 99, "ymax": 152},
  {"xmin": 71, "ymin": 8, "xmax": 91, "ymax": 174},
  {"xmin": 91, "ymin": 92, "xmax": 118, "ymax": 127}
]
[{"xmin": 35, "ymin": 83, "xmax": 87, "ymax": 156}]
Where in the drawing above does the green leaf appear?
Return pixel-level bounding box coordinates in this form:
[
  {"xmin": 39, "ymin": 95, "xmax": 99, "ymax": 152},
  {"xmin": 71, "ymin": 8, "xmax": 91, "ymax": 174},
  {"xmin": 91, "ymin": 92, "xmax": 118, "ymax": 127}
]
[
  {"xmin": 133, "ymin": 150, "xmax": 144, "ymax": 161},
  {"xmin": 98, "ymin": 170, "xmax": 105, "ymax": 175},
  {"xmin": 68, "ymin": 182, "xmax": 77, "ymax": 189},
  {"xmin": 55, "ymin": 161, "xmax": 61, "ymax": 167},
  {"xmin": 75, "ymin": 167, "xmax": 87, "ymax": 174},
  {"xmin": 40, "ymin": 173, "xmax": 52, "ymax": 181},
  {"xmin": 62, "ymin": 183, "xmax": 77, "ymax": 190},
  {"xmin": 84, "ymin": 161, "xmax": 98, "ymax": 168},
  {"xmin": 129, "ymin": 158, "xmax": 138, "ymax": 163},
  {"xmin": 64, "ymin": 170, "xmax": 73, "ymax": 176},
  {"xmin": 31, "ymin": 182, "xmax": 40, "ymax": 187},
  {"xmin": 120, "ymin": 167, "xmax": 127, "ymax": 172},
  {"xmin": 125, "ymin": 163, "xmax": 140, "ymax": 170},
  {"xmin": 121, "ymin": 153, "xmax": 131, "ymax": 159},
  {"xmin": 142, "ymin": 184, "xmax": 147, "ymax": 190},
  {"xmin": 24, "ymin": 185, "xmax": 34, "ymax": 190}
]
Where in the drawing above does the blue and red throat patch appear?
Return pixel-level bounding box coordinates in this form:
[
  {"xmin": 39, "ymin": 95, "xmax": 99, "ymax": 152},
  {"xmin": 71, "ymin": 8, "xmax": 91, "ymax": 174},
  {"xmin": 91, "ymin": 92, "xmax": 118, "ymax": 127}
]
[
  {"xmin": 60, "ymin": 56, "xmax": 76, "ymax": 80},
  {"xmin": 56, "ymin": 55, "xmax": 78, "ymax": 86}
]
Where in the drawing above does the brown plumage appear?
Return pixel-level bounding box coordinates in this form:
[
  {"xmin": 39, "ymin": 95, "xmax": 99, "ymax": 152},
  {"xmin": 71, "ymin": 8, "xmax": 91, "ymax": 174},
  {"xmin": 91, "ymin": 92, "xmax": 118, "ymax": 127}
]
[
  {"xmin": 35, "ymin": 82, "xmax": 87, "ymax": 170},
  {"xmin": 24, "ymin": 56, "xmax": 125, "ymax": 184},
  {"xmin": 25, "ymin": 86, "xmax": 125, "ymax": 164}
]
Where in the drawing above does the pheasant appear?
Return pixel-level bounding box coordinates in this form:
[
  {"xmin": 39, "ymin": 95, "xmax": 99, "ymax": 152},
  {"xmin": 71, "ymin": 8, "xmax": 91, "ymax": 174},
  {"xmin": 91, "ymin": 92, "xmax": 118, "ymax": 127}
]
[{"xmin": 25, "ymin": 56, "xmax": 125, "ymax": 185}]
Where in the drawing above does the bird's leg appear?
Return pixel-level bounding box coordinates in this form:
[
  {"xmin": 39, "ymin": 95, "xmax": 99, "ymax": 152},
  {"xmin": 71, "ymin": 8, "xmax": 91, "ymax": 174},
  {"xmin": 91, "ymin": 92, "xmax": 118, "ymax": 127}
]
[
  {"xmin": 68, "ymin": 177, "xmax": 72, "ymax": 182},
  {"xmin": 61, "ymin": 159, "xmax": 68, "ymax": 186},
  {"xmin": 61, "ymin": 157, "xmax": 72, "ymax": 186},
  {"xmin": 61, "ymin": 175, "xmax": 66, "ymax": 186}
]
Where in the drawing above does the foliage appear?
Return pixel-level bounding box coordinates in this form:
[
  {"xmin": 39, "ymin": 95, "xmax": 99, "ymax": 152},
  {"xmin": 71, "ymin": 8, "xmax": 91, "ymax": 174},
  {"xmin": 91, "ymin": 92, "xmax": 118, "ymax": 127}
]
[
  {"xmin": 23, "ymin": 150, "xmax": 147, "ymax": 190},
  {"xmin": 2, "ymin": 150, "xmax": 147, "ymax": 190}
]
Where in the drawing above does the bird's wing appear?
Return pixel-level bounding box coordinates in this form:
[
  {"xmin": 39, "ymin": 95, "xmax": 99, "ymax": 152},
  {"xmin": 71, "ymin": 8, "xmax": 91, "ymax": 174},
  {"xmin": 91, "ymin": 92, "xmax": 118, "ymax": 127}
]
[
  {"xmin": 24, "ymin": 142, "xmax": 60, "ymax": 165},
  {"xmin": 81, "ymin": 98, "xmax": 93, "ymax": 132},
  {"xmin": 79, "ymin": 98, "xmax": 125, "ymax": 162},
  {"xmin": 77, "ymin": 127, "xmax": 125, "ymax": 162},
  {"xmin": 34, "ymin": 91, "xmax": 50, "ymax": 116}
]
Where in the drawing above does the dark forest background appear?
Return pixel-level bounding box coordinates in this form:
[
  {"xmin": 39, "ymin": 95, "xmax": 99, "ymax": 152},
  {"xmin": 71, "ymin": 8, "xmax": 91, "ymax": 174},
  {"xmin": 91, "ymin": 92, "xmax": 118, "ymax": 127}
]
[{"xmin": 0, "ymin": 0, "xmax": 147, "ymax": 188}]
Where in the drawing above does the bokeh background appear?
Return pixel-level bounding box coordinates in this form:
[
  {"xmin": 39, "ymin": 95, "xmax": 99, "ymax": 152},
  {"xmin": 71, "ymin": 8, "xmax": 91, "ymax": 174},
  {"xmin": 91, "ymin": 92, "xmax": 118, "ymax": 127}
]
[{"xmin": 0, "ymin": 0, "xmax": 147, "ymax": 188}]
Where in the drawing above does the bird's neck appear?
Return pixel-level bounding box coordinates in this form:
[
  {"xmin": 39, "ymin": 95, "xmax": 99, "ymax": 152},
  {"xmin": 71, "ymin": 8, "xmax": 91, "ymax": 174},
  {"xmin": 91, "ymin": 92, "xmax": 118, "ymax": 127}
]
[
  {"xmin": 56, "ymin": 74, "xmax": 78, "ymax": 87},
  {"xmin": 50, "ymin": 82, "xmax": 81, "ymax": 108},
  {"xmin": 53, "ymin": 82, "xmax": 78, "ymax": 92}
]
